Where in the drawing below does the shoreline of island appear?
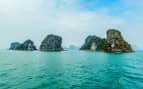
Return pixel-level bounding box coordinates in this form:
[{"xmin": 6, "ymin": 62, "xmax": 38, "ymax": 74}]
[{"xmin": 9, "ymin": 29, "xmax": 133, "ymax": 53}]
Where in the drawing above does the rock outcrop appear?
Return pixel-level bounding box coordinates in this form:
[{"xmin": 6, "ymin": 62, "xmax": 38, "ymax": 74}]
[
  {"xmin": 104, "ymin": 29, "xmax": 133, "ymax": 53},
  {"xmin": 80, "ymin": 29, "xmax": 133, "ymax": 53},
  {"xmin": 16, "ymin": 39, "xmax": 37, "ymax": 51},
  {"xmin": 40, "ymin": 34, "xmax": 63, "ymax": 51},
  {"xmin": 80, "ymin": 36, "xmax": 105, "ymax": 51},
  {"xmin": 9, "ymin": 42, "xmax": 21, "ymax": 50}
]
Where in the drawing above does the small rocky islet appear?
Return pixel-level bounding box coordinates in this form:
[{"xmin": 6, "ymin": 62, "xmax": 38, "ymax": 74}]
[
  {"xmin": 40, "ymin": 34, "xmax": 63, "ymax": 51},
  {"xmin": 80, "ymin": 36, "xmax": 105, "ymax": 51},
  {"xmin": 9, "ymin": 42, "xmax": 21, "ymax": 50},
  {"xmin": 104, "ymin": 29, "xmax": 133, "ymax": 53},
  {"xmin": 10, "ymin": 39, "xmax": 37, "ymax": 51},
  {"xmin": 80, "ymin": 29, "xmax": 133, "ymax": 53},
  {"xmin": 9, "ymin": 29, "xmax": 133, "ymax": 53}
]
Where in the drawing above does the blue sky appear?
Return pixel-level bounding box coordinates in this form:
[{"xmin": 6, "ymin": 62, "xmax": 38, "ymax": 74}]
[{"xmin": 0, "ymin": 0, "xmax": 143, "ymax": 49}]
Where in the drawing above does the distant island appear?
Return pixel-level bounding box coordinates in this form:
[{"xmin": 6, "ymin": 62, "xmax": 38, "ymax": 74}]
[
  {"xmin": 9, "ymin": 29, "xmax": 133, "ymax": 53},
  {"xmin": 9, "ymin": 40, "xmax": 37, "ymax": 51},
  {"xmin": 64, "ymin": 45, "xmax": 79, "ymax": 50},
  {"xmin": 40, "ymin": 34, "xmax": 63, "ymax": 51},
  {"xmin": 80, "ymin": 29, "xmax": 133, "ymax": 53}
]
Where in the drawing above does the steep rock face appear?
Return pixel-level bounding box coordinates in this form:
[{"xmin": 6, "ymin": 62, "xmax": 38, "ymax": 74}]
[
  {"xmin": 80, "ymin": 36, "xmax": 105, "ymax": 51},
  {"xmin": 40, "ymin": 34, "xmax": 63, "ymax": 51},
  {"xmin": 104, "ymin": 29, "xmax": 133, "ymax": 53},
  {"xmin": 16, "ymin": 39, "xmax": 37, "ymax": 51},
  {"xmin": 9, "ymin": 42, "xmax": 21, "ymax": 50}
]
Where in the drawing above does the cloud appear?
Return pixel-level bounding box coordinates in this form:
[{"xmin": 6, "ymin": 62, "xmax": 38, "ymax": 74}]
[{"xmin": 0, "ymin": 0, "xmax": 142, "ymax": 49}]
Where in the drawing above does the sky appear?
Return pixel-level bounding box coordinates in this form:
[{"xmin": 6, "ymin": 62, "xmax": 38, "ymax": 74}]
[{"xmin": 0, "ymin": 0, "xmax": 143, "ymax": 49}]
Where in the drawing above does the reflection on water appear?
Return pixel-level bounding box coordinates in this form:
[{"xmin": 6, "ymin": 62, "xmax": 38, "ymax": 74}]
[{"xmin": 0, "ymin": 50, "xmax": 143, "ymax": 89}]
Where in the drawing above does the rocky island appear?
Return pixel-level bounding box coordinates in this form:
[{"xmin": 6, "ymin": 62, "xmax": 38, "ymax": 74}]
[
  {"xmin": 104, "ymin": 29, "xmax": 133, "ymax": 53},
  {"xmin": 9, "ymin": 42, "xmax": 21, "ymax": 50},
  {"xmin": 10, "ymin": 39, "xmax": 37, "ymax": 51},
  {"xmin": 80, "ymin": 36, "xmax": 105, "ymax": 51},
  {"xmin": 80, "ymin": 29, "xmax": 133, "ymax": 53},
  {"xmin": 40, "ymin": 34, "xmax": 63, "ymax": 51}
]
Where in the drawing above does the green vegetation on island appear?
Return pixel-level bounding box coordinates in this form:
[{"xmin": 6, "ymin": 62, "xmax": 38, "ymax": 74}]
[{"xmin": 80, "ymin": 29, "xmax": 133, "ymax": 53}]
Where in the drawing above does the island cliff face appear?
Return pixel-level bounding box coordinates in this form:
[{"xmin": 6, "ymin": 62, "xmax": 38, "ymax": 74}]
[
  {"xmin": 80, "ymin": 29, "xmax": 133, "ymax": 53},
  {"xmin": 40, "ymin": 34, "xmax": 63, "ymax": 51},
  {"xmin": 9, "ymin": 42, "xmax": 21, "ymax": 50},
  {"xmin": 80, "ymin": 36, "xmax": 105, "ymax": 51},
  {"xmin": 12, "ymin": 40, "xmax": 37, "ymax": 51},
  {"xmin": 104, "ymin": 29, "xmax": 133, "ymax": 53}
]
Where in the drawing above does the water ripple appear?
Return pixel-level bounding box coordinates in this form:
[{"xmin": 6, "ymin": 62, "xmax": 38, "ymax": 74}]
[{"xmin": 0, "ymin": 51, "xmax": 143, "ymax": 89}]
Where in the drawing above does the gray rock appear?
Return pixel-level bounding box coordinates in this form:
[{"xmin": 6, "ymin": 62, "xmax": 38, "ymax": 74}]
[
  {"xmin": 104, "ymin": 29, "xmax": 133, "ymax": 53},
  {"xmin": 16, "ymin": 39, "xmax": 37, "ymax": 51},
  {"xmin": 9, "ymin": 42, "xmax": 21, "ymax": 50},
  {"xmin": 40, "ymin": 34, "xmax": 63, "ymax": 51},
  {"xmin": 80, "ymin": 35, "xmax": 105, "ymax": 51}
]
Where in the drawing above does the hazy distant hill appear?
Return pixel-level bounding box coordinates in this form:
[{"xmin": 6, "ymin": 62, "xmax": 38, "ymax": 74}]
[{"xmin": 64, "ymin": 45, "xmax": 79, "ymax": 50}]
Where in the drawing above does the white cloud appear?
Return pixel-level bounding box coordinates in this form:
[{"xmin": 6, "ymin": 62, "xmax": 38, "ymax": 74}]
[{"xmin": 0, "ymin": 0, "xmax": 142, "ymax": 49}]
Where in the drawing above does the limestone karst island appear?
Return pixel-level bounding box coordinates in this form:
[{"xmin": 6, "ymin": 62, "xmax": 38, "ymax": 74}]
[{"xmin": 9, "ymin": 29, "xmax": 133, "ymax": 53}]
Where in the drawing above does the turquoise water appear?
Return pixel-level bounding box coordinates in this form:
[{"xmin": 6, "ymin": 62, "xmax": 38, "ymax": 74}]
[{"xmin": 0, "ymin": 50, "xmax": 143, "ymax": 89}]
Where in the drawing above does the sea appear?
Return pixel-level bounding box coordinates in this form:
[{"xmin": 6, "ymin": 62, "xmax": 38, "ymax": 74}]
[{"xmin": 0, "ymin": 50, "xmax": 143, "ymax": 89}]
